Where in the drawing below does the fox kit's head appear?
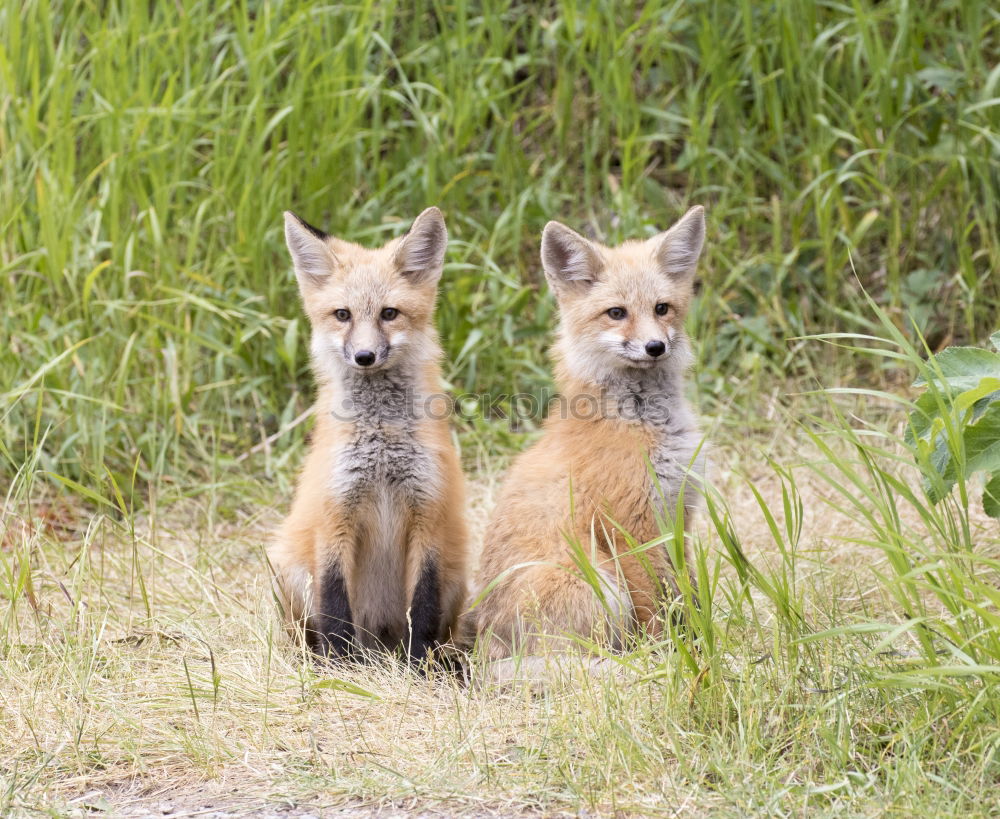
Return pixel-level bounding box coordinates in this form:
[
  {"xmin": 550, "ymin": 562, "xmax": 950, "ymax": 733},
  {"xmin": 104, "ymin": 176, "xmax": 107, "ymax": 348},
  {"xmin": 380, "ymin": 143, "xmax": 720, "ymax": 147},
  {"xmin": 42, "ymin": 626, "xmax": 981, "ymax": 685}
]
[
  {"xmin": 283, "ymin": 207, "xmax": 447, "ymax": 379},
  {"xmin": 541, "ymin": 206, "xmax": 706, "ymax": 386}
]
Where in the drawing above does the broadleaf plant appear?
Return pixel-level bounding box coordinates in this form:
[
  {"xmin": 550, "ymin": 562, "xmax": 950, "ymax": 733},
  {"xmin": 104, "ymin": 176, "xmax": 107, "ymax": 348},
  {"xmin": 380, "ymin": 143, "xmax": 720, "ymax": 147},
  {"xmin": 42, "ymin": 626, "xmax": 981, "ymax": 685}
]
[{"xmin": 907, "ymin": 331, "xmax": 1000, "ymax": 517}]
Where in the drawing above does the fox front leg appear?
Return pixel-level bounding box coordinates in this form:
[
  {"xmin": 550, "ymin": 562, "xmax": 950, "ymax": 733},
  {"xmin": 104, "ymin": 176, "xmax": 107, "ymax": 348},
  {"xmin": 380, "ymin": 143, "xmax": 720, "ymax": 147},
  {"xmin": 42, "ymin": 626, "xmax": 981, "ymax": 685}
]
[
  {"xmin": 405, "ymin": 554, "xmax": 441, "ymax": 665},
  {"xmin": 312, "ymin": 557, "xmax": 356, "ymax": 660}
]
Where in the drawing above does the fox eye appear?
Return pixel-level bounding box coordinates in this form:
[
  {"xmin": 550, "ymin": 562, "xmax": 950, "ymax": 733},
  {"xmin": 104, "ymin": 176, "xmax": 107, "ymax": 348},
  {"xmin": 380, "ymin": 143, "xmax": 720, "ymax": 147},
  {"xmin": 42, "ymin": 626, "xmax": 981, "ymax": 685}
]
[
  {"xmin": 381, "ymin": 307, "xmax": 399, "ymax": 321},
  {"xmin": 333, "ymin": 309, "xmax": 351, "ymax": 322},
  {"xmin": 655, "ymin": 302, "xmax": 669, "ymax": 316},
  {"xmin": 607, "ymin": 307, "xmax": 627, "ymax": 320}
]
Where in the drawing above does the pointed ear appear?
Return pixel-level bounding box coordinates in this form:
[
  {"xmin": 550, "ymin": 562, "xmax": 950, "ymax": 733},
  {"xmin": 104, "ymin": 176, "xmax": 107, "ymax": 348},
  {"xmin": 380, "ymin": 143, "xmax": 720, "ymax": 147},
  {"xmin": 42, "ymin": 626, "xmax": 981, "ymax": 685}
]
[
  {"xmin": 394, "ymin": 207, "xmax": 447, "ymax": 285},
  {"xmin": 284, "ymin": 211, "xmax": 336, "ymax": 289},
  {"xmin": 541, "ymin": 221, "xmax": 602, "ymax": 294},
  {"xmin": 652, "ymin": 206, "xmax": 705, "ymax": 278}
]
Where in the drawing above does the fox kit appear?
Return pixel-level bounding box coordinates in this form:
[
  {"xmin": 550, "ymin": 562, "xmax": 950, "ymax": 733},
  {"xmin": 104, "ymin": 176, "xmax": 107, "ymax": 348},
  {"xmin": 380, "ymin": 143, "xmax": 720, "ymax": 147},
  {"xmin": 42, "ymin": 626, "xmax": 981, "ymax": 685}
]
[
  {"xmin": 269, "ymin": 207, "xmax": 469, "ymax": 663},
  {"xmin": 473, "ymin": 206, "xmax": 707, "ymax": 660}
]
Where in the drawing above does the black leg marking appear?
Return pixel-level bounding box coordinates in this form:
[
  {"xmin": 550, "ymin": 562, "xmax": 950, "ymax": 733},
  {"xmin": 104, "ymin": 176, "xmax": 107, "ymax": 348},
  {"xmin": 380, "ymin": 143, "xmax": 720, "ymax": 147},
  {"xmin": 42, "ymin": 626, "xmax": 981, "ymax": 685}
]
[
  {"xmin": 313, "ymin": 560, "xmax": 355, "ymax": 660},
  {"xmin": 407, "ymin": 557, "xmax": 441, "ymax": 663}
]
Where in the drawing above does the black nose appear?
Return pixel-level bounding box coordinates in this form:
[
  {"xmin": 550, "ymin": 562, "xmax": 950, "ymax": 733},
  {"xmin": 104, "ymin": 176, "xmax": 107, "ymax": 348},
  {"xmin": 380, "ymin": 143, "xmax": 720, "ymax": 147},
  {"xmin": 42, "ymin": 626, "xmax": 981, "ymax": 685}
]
[
  {"xmin": 354, "ymin": 350, "xmax": 376, "ymax": 367},
  {"xmin": 645, "ymin": 340, "xmax": 666, "ymax": 358}
]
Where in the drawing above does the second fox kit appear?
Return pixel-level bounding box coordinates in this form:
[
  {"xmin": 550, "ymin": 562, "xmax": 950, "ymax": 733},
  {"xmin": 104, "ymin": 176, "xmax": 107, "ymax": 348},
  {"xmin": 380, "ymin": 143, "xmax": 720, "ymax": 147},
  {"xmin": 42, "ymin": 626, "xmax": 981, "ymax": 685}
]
[
  {"xmin": 473, "ymin": 206, "xmax": 707, "ymax": 659},
  {"xmin": 269, "ymin": 207, "xmax": 469, "ymax": 662}
]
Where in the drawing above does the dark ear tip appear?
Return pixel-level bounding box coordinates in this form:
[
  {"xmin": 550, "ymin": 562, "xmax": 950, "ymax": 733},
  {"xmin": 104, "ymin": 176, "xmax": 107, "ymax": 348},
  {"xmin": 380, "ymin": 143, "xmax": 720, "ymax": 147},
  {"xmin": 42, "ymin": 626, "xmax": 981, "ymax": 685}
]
[{"xmin": 285, "ymin": 211, "xmax": 329, "ymax": 241}]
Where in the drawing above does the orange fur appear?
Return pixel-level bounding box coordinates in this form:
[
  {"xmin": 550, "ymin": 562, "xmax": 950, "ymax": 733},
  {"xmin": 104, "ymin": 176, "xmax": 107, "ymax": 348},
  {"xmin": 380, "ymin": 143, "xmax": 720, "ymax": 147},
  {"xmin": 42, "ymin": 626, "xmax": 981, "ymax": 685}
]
[
  {"xmin": 269, "ymin": 208, "xmax": 469, "ymax": 659},
  {"xmin": 473, "ymin": 207, "xmax": 707, "ymax": 659}
]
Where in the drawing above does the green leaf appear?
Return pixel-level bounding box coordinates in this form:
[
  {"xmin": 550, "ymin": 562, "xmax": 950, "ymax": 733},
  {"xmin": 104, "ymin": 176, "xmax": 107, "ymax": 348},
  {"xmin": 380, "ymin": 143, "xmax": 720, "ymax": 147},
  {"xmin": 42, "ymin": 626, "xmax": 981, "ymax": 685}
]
[
  {"xmin": 922, "ymin": 432, "xmax": 956, "ymax": 504},
  {"xmin": 907, "ymin": 384, "xmax": 1000, "ymax": 445},
  {"xmin": 914, "ymin": 346, "xmax": 1000, "ymax": 390},
  {"xmin": 909, "ymin": 358, "xmax": 1000, "ymax": 505},
  {"xmin": 972, "ymin": 390, "xmax": 1000, "ymax": 424},
  {"xmin": 907, "ymin": 390, "xmax": 952, "ymax": 443},
  {"xmin": 963, "ymin": 403, "xmax": 1000, "ymax": 477},
  {"xmin": 956, "ymin": 378, "xmax": 1000, "ymax": 413},
  {"xmin": 984, "ymin": 473, "xmax": 1000, "ymax": 518}
]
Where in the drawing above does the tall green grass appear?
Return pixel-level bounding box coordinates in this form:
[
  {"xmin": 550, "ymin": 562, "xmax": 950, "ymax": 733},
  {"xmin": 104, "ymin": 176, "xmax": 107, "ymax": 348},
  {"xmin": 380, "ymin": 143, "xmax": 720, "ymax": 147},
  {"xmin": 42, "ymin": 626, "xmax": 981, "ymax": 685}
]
[{"xmin": 2, "ymin": 0, "xmax": 998, "ymax": 497}]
